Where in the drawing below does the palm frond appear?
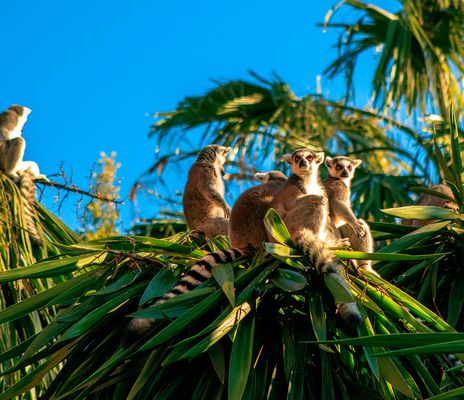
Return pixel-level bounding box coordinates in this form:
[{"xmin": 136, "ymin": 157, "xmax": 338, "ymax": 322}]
[{"xmin": 324, "ymin": 0, "xmax": 464, "ymax": 115}]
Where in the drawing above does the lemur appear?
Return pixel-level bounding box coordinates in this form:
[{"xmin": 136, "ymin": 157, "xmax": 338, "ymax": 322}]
[
  {"xmin": 182, "ymin": 145, "xmax": 232, "ymax": 238},
  {"xmin": 0, "ymin": 105, "xmax": 44, "ymax": 246},
  {"xmin": 323, "ymin": 156, "xmax": 376, "ymax": 273},
  {"xmin": 0, "ymin": 105, "xmax": 31, "ymax": 180},
  {"xmin": 125, "ymin": 150, "xmax": 362, "ymax": 343}
]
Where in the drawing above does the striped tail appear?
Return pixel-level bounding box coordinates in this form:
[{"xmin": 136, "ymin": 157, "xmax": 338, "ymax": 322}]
[
  {"xmin": 18, "ymin": 169, "xmax": 43, "ymax": 246},
  {"xmin": 297, "ymin": 230, "xmax": 363, "ymax": 328},
  {"xmin": 123, "ymin": 247, "xmax": 245, "ymax": 346}
]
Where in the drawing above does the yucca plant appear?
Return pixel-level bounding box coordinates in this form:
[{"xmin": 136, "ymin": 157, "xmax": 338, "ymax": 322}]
[
  {"xmin": 368, "ymin": 108, "xmax": 464, "ymax": 331},
  {"xmin": 0, "ymin": 174, "xmax": 79, "ymax": 398},
  {"xmin": 1, "ymin": 205, "xmax": 463, "ymax": 399}
]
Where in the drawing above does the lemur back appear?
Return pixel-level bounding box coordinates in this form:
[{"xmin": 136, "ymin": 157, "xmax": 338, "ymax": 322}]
[{"xmin": 183, "ymin": 145, "xmax": 231, "ymax": 238}]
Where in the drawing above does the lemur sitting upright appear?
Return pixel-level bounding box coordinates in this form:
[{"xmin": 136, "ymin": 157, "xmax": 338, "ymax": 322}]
[
  {"xmin": 323, "ymin": 156, "xmax": 376, "ymax": 274},
  {"xmin": 0, "ymin": 105, "xmax": 31, "ymax": 180},
  {"xmin": 182, "ymin": 145, "xmax": 231, "ymax": 238}
]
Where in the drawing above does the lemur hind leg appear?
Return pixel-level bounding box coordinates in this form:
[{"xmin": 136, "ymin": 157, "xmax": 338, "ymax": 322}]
[
  {"xmin": 196, "ymin": 217, "xmax": 229, "ymax": 237},
  {"xmin": 339, "ymin": 219, "xmax": 377, "ymax": 275},
  {"xmin": 282, "ymin": 195, "xmax": 327, "ymax": 242}
]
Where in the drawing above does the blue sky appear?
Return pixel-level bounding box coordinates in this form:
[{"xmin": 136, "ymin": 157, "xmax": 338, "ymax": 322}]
[{"xmin": 1, "ymin": 0, "xmax": 395, "ymax": 231}]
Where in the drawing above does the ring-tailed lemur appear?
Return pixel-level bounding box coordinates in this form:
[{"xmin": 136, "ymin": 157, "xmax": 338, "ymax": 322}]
[
  {"xmin": 124, "ymin": 150, "xmax": 365, "ymax": 343},
  {"xmin": 323, "ymin": 156, "xmax": 376, "ymax": 274},
  {"xmin": 0, "ymin": 105, "xmax": 44, "ymax": 246},
  {"xmin": 182, "ymin": 145, "xmax": 232, "ymax": 238},
  {"xmin": 0, "ymin": 105, "xmax": 31, "ymax": 181}
]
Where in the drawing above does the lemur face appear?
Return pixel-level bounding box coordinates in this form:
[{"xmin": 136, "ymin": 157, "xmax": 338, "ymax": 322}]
[
  {"xmin": 282, "ymin": 149, "xmax": 324, "ymax": 177},
  {"xmin": 9, "ymin": 105, "xmax": 32, "ymax": 117},
  {"xmin": 325, "ymin": 156, "xmax": 362, "ymax": 180},
  {"xmin": 213, "ymin": 145, "xmax": 231, "ymax": 166}
]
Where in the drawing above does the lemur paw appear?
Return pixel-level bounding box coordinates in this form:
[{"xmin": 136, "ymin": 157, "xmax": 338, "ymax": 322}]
[
  {"xmin": 328, "ymin": 237, "xmax": 350, "ymax": 248},
  {"xmin": 353, "ymin": 220, "xmax": 366, "ymax": 238},
  {"xmin": 224, "ymin": 205, "xmax": 232, "ymax": 218}
]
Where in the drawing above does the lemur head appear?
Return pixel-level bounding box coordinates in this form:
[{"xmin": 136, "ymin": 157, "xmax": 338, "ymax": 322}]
[
  {"xmin": 9, "ymin": 105, "xmax": 32, "ymax": 118},
  {"xmin": 255, "ymin": 170, "xmax": 287, "ymax": 183},
  {"xmin": 197, "ymin": 145, "xmax": 231, "ymax": 174},
  {"xmin": 325, "ymin": 156, "xmax": 362, "ymax": 181},
  {"xmin": 282, "ymin": 149, "xmax": 324, "ymax": 178}
]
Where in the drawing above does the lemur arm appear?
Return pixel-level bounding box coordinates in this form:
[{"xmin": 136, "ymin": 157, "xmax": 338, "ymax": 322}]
[{"xmin": 331, "ymin": 200, "xmax": 366, "ymax": 237}]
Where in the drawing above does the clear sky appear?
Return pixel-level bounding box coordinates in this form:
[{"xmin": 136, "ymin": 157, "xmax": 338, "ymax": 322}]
[{"xmin": 1, "ymin": 0, "xmax": 395, "ymax": 231}]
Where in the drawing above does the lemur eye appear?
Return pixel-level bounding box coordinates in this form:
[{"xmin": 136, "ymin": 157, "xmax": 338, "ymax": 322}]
[
  {"xmin": 294, "ymin": 156, "xmax": 300, "ymax": 162},
  {"xmin": 335, "ymin": 165, "xmax": 342, "ymax": 170},
  {"xmin": 306, "ymin": 156, "xmax": 313, "ymax": 162}
]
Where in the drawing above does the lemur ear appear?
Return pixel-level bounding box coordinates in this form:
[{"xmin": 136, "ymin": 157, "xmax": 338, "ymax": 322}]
[
  {"xmin": 222, "ymin": 146, "xmax": 231, "ymax": 154},
  {"xmin": 254, "ymin": 172, "xmax": 269, "ymax": 183},
  {"xmin": 281, "ymin": 154, "xmax": 293, "ymax": 164},
  {"xmin": 325, "ymin": 156, "xmax": 333, "ymax": 168},
  {"xmin": 315, "ymin": 152, "xmax": 325, "ymax": 164},
  {"xmin": 353, "ymin": 159, "xmax": 362, "ymax": 168}
]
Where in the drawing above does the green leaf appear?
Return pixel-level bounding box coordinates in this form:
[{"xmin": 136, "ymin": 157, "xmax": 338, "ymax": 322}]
[
  {"xmin": 60, "ymin": 284, "xmax": 145, "ymax": 341},
  {"xmin": 264, "ymin": 242, "xmax": 298, "ymax": 257},
  {"xmin": 324, "ymin": 273, "xmax": 355, "ymax": 304},
  {"xmin": 208, "ymin": 342, "xmax": 226, "ymax": 384},
  {"xmin": 308, "ymin": 292, "xmax": 327, "ymax": 342},
  {"xmin": 304, "ymin": 333, "xmax": 464, "ymax": 347},
  {"xmin": 176, "ymin": 302, "xmax": 252, "ymax": 361},
  {"xmin": 228, "ymin": 313, "xmax": 255, "ymax": 400},
  {"xmin": 263, "ymin": 208, "xmax": 294, "ymax": 246},
  {"xmin": 0, "ymin": 271, "xmax": 95, "ymax": 324},
  {"xmin": 130, "ymin": 287, "xmax": 215, "ymax": 319},
  {"xmin": 427, "ymin": 386, "xmax": 464, "ymax": 400},
  {"xmin": 381, "ymin": 206, "xmax": 462, "ymax": 220},
  {"xmin": 0, "ymin": 255, "xmax": 89, "ymax": 283},
  {"xmin": 271, "ymin": 268, "xmax": 307, "ymax": 292},
  {"xmin": 139, "ymin": 267, "xmax": 182, "ymax": 306},
  {"xmin": 212, "ymin": 262, "xmax": 235, "ymax": 306},
  {"xmin": 334, "ymin": 250, "xmax": 449, "ymax": 261},
  {"xmin": 448, "ymin": 268, "xmax": 464, "ymax": 327}
]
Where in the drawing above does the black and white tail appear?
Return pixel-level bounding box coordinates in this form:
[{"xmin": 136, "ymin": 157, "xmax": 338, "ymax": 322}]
[
  {"xmin": 297, "ymin": 230, "xmax": 363, "ymax": 327},
  {"xmin": 18, "ymin": 169, "xmax": 43, "ymax": 246},
  {"xmin": 123, "ymin": 248, "xmax": 245, "ymax": 346}
]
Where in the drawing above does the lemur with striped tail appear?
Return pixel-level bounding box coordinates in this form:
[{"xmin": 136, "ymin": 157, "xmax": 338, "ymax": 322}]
[{"xmin": 125, "ymin": 150, "xmax": 363, "ymax": 342}]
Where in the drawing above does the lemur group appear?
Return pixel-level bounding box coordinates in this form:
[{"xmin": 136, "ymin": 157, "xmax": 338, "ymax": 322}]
[
  {"xmin": 0, "ymin": 104, "xmax": 376, "ymax": 340},
  {"xmin": 0, "ymin": 105, "xmax": 47, "ymax": 246},
  {"xmin": 126, "ymin": 144, "xmax": 378, "ymax": 342}
]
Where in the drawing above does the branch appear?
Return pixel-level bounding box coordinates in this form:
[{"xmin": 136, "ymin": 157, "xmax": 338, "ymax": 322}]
[{"xmin": 38, "ymin": 180, "xmax": 124, "ymax": 204}]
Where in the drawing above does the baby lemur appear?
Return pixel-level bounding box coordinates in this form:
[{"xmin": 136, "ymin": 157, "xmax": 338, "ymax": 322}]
[
  {"xmin": 183, "ymin": 145, "xmax": 232, "ymax": 238},
  {"xmin": 323, "ymin": 156, "xmax": 375, "ymax": 273}
]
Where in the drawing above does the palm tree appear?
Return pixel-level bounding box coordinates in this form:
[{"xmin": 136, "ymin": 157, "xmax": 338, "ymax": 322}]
[{"xmin": 323, "ymin": 0, "xmax": 464, "ymax": 116}]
